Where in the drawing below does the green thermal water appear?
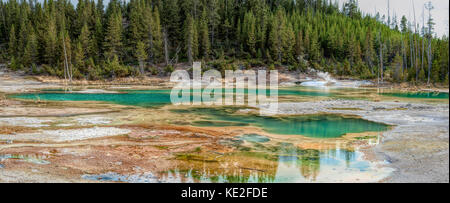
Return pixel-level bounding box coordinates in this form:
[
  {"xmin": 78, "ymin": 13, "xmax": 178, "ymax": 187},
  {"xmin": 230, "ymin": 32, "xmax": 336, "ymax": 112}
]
[
  {"xmin": 11, "ymin": 89, "xmax": 389, "ymax": 138},
  {"xmin": 11, "ymin": 87, "xmax": 449, "ymax": 110},
  {"xmin": 125, "ymin": 88, "xmax": 334, "ymax": 97},
  {"xmin": 172, "ymin": 108, "xmax": 389, "ymax": 138},
  {"xmin": 237, "ymin": 134, "xmax": 271, "ymax": 143},
  {"xmin": 381, "ymin": 91, "xmax": 449, "ymax": 99},
  {"xmin": 10, "ymin": 88, "xmax": 393, "ymax": 182},
  {"xmin": 10, "ymin": 87, "xmax": 333, "ymax": 107},
  {"xmin": 81, "ymin": 146, "xmax": 375, "ymax": 183},
  {"xmin": 10, "ymin": 91, "xmax": 172, "ymax": 107}
]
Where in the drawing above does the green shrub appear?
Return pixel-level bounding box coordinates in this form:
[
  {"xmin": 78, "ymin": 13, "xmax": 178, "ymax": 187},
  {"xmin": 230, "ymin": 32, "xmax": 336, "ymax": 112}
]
[
  {"xmin": 407, "ymin": 67, "xmax": 416, "ymax": 81},
  {"xmin": 312, "ymin": 62, "xmax": 322, "ymax": 72},
  {"xmin": 287, "ymin": 65, "xmax": 297, "ymax": 71},
  {"xmin": 360, "ymin": 68, "xmax": 375, "ymax": 80},
  {"xmin": 299, "ymin": 61, "xmax": 308, "ymax": 72},
  {"xmin": 268, "ymin": 64, "xmax": 275, "ymax": 71},
  {"xmin": 41, "ymin": 64, "xmax": 55, "ymax": 76},
  {"xmin": 418, "ymin": 68, "xmax": 426, "ymax": 82},
  {"xmin": 248, "ymin": 59, "xmax": 265, "ymax": 67},
  {"xmin": 164, "ymin": 65, "xmax": 174, "ymax": 75},
  {"xmin": 72, "ymin": 67, "xmax": 84, "ymax": 79},
  {"xmin": 31, "ymin": 64, "xmax": 39, "ymax": 75},
  {"xmin": 149, "ymin": 66, "xmax": 159, "ymax": 75},
  {"xmin": 243, "ymin": 61, "xmax": 252, "ymax": 70},
  {"xmin": 116, "ymin": 65, "xmax": 130, "ymax": 78},
  {"xmin": 102, "ymin": 56, "xmax": 132, "ymax": 78},
  {"xmin": 88, "ymin": 67, "xmax": 102, "ymax": 80},
  {"xmin": 8, "ymin": 57, "xmax": 19, "ymax": 71}
]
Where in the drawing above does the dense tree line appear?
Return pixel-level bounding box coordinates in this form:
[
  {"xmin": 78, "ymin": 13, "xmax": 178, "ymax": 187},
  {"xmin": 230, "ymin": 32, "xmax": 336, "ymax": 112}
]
[{"xmin": 0, "ymin": 0, "xmax": 448, "ymax": 84}]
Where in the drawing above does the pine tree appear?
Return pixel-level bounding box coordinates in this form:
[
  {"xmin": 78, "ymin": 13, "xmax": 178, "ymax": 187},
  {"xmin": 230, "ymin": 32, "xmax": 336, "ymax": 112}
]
[
  {"xmin": 400, "ymin": 16, "xmax": 408, "ymax": 33},
  {"xmin": 128, "ymin": 0, "xmax": 145, "ymax": 50},
  {"xmin": 8, "ymin": 24, "xmax": 16, "ymax": 58},
  {"xmin": 269, "ymin": 10, "xmax": 284, "ymax": 62},
  {"xmin": 150, "ymin": 8, "xmax": 163, "ymax": 63},
  {"xmin": 199, "ymin": 8, "xmax": 210, "ymax": 59},
  {"xmin": 73, "ymin": 41, "xmax": 84, "ymax": 73},
  {"xmin": 23, "ymin": 28, "xmax": 38, "ymax": 69},
  {"xmin": 343, "ymin": 0, "xmax": 359, "ymax": 18},
  {"xmin": 104, "ymin": 9, "xmax": 123, "ymax": 60},
  {"xmin": 0, "ymin": 0, "xmax": 447, "ymax": 84},
  {"xmin": 94, "ymin": 15, "xmax": 104, "ymax": 60},
  {"xmin": 162, "ymin": 0, "xmax": 181, "ymax": 50},
  {"xmin": 17, "ymin": 16, "xmax": 29, "ymax": 58},
  {"xmin": 135, "ymin": 40, "xmax": 147, "ymax": 75},
  {"xmin": 222, "ymin": 18, "xmax": 232, "ymax": 49},
  {"xmin": 79, "ymin": 23, "xmax": 92, "ymax": 59},
  {"xmin": 392, "ymin": 53, "xmax": 403, "ymax": 82},
  {"xmin": 236, "ymin": 18, "xmax": 242, "ymax": 55},
  {"xmin": 309, "ymin": 29, "xmax": 320, "ymax": 62},
  {"xmin": 184, "ymin": 14, "xmax": 197, "ymax": 64},
  {"xmin": 44, "ymin": 16, "xmax": 58, "ymax": 66},
  {"xmin": 364, "ymin": 27, "xmax": 375, "ymax": 73},
  {"xmin": 244, "ymin": 12, "xmax": 257, "ymax": 57},
  {"xmin": 207, "ymin": 0, "xmax": 220, "ymax": 48},
  {"xmin": 295, "ymin": 31, "xmax": 304, "ymax": 60}
]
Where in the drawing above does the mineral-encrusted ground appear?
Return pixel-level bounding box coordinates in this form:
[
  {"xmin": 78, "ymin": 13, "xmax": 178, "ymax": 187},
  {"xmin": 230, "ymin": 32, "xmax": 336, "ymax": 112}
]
[
  {"xmin": 274, "ymin": 100, "xmax": 449, "ymax": 183},
  {"xmin": 1, "ymin": 68, "xmax": 448, "ymax": 183}
]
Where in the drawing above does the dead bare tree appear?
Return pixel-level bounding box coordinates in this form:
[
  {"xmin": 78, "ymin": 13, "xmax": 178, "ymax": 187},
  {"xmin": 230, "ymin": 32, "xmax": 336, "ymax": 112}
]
[
  {"xmin": 387, "ymin": 0, "xmax": 390, "ymax": 28},
  {"xmin": 148, "ymin": 20, "xmax": 154, "ymax": 65},
  {"xmin": 377, "ymin": 32, "xmax": 384, "ymax": 85},
  {"xmin": 169, "ymin": 45, "xmax": 181, "ymax": 65},
  {"xmin": 63, "ymin": 39, "xmax": 67, "ymax": 83},
  {"xmin": 421, "ymin": 6, "xmax": 425, "ymax": 78},
  {"xmin": 425, "ymin": 1, "xmax": 434, "ymax": 85},
  {"xmin": 409, "ymin": 21, "xmax": 414, "ymax": 80},
  {"xmin": 62, "ymin": 32, "xmax": 71, "ymax": 84},
  {"xmin": 163, "ymin": 27, "xmax": 170, "ymax": 66},
  {"xmin": 401, "ymin": 33, "xmax": 406, "ymax": 76},
  {"xmin": 412, "ymin": 0, "xmax": 419, "ymax": 80}
]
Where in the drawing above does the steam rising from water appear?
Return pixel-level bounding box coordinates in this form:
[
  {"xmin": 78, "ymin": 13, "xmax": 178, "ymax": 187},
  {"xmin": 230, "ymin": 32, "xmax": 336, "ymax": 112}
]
[{"xmin": 301, "ymin": 71, "xmax": 373, "ymax": 88}]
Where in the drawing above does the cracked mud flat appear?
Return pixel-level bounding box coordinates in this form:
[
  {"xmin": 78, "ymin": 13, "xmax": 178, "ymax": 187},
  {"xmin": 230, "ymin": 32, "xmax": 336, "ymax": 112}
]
[{"xmin": 272, "ymin": 100, "xmax": 449, "ymax": 183}]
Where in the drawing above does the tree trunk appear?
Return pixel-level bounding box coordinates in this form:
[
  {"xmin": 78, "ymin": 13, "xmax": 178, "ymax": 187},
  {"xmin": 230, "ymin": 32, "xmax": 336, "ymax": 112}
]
[
  {"xmin": 426, "ymin": 4, "xmax": 433, "ymax": 85},
  {"xmin": 148, "ymin": 24, "xmax": 154, "ymax": 64},
  {"xmin": 62, "ymin": 33, "xmax": 70, "ymax": 83},
  {"xmin": 377, "ymin": 32, "xmax": 383, "ymax": 84},
  {"xmin": 409, "ymin": 32, "xmax": 416, "ymax": 82},
  {"xmin": 380, "ymin": 45, "xmax": 383, "ymax": 82},
  {"xmin": 163, "ymin": 28, "xmax": 170, "ymax": 66},
  {"xmin": 139, "ymin": 60, "xmax": 144, "ymax": 75},
  {"xmin": 187, "ymin": 35, "xmax": 193, "ymax": 65},
  {"xmin": 427, "ymin": 38, "xmax": 432, "ymax": 85},
  {"xmin": 401, "ymin": 34, "xmax": 406, "ymax": 77}
]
